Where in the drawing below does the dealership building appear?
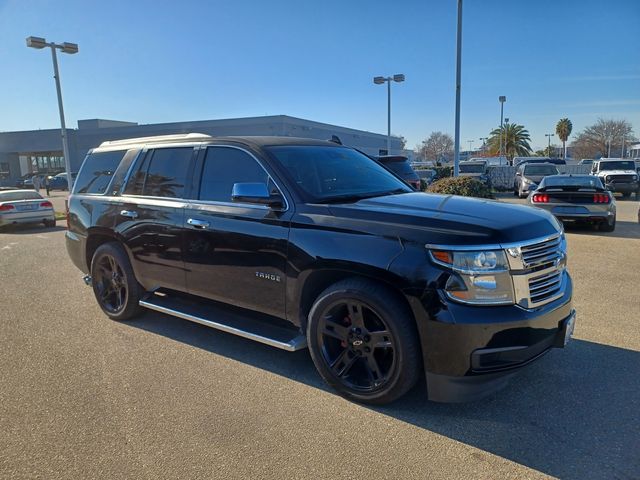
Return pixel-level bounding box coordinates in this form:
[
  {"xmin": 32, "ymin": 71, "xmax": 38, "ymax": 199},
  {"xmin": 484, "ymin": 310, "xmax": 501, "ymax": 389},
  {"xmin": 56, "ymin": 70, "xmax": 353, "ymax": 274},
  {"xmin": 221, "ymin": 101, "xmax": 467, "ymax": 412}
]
[{"xmin": 0, "ymin": 115, "xmax": 403, "ymax": 184}]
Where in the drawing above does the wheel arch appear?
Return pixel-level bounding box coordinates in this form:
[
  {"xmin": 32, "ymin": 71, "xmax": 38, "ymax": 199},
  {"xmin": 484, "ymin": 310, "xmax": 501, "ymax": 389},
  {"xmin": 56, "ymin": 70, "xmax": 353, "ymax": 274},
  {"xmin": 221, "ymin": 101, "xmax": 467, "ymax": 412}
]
[
  {"xmin": 294, "ymin": 264, "xmax": 413, "ymax": 334},
  {"xmin": 85, "ymin": 227, "xmax": 129, "ymax": 271}
]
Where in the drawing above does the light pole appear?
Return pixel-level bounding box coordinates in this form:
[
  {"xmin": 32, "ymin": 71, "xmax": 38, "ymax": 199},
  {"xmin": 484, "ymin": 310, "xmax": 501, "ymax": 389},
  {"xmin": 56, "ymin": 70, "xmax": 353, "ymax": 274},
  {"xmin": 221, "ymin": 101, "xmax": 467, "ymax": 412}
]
[
  {"xmin": 453, "ymin": 0, "xmax": 463, "ymax": 176},
  {"xmin": 498, "ymin": 96, "xmax": 506, "ymax": 157},
  {"xmin": 607, "ymin": 136, "xmax": 612, "ymax": 158},
  {"xmin": 373, "ymin": 74, "xmax": 405, "ymax": 155},
  {"xmin": 621, "ymin": 135, "xmax": 625, "ymax": 158},
  {"xmin": 26, "ymin": 36, "xmax": 78, "ymax": 191},
  {"xmin": 545, "ymin": 133, "xmax": 554, "ymax": 157}
]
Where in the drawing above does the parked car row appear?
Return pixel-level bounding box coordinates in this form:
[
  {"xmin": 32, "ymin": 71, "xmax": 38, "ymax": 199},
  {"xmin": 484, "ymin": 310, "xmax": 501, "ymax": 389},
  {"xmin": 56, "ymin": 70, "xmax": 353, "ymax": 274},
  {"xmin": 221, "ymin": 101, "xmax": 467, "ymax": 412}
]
[{"xmin": 14, "ymin": 172, "xmax": 77, "ymax": 190}]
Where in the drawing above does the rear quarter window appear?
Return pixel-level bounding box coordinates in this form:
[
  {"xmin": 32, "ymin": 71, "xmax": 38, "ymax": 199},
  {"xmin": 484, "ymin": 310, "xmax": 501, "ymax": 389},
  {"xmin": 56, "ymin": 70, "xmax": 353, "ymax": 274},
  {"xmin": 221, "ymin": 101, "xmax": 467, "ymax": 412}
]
[{"xmin": 73, "ymin": 150, "xmax": 127, "ymax": 195}]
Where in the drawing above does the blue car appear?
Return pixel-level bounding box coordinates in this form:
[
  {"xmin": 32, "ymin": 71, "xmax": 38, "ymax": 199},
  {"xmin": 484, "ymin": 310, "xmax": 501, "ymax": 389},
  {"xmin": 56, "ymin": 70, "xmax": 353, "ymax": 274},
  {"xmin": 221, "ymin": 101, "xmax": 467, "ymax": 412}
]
[{"xmin": 48, "ymin": 172, "xmax": 77, "ymax": 191}]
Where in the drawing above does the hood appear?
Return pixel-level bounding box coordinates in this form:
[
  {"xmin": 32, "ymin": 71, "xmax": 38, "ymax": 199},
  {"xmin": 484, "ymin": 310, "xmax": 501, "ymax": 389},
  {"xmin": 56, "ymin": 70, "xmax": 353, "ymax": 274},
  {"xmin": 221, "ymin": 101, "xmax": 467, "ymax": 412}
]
[
  {"xmin": 327, "ymin": 192, "xmax": 560, "ymax": 246},
  {"xmin": 597, "ymin": 170, "xmax": 637, "ymax": 176},
  {"xmin": 522, "ymin": 174, "xmax": 547, "ymax": 183}
]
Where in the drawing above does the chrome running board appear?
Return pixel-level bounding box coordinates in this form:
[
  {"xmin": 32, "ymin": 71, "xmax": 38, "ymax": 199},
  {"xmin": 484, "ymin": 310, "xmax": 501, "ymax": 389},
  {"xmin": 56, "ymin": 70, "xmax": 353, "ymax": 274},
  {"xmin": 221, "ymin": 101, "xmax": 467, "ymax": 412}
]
[{"xmin": 139, "ymin": 292, "xmax": 307, "ymax": 352}]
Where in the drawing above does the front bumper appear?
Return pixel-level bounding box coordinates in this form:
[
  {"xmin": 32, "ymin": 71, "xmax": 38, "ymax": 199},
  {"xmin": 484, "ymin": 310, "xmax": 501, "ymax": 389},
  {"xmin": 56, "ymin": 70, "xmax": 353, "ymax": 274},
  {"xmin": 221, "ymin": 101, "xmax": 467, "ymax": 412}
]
[
  {"xmin": 405, "ymin": 273, "xmax": 574, "ymax": 402},
  {"xmin": 605, "ymin": 182, "xmax": 639, "ymax": 194}
]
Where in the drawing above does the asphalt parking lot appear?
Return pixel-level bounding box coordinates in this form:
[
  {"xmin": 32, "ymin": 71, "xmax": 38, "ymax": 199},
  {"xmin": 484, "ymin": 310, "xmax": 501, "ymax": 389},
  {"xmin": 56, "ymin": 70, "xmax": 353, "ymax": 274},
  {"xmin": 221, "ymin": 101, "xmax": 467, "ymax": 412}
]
[{"xmin": 1, "ymin": 193, "xmax": 639, "ymax": 479}]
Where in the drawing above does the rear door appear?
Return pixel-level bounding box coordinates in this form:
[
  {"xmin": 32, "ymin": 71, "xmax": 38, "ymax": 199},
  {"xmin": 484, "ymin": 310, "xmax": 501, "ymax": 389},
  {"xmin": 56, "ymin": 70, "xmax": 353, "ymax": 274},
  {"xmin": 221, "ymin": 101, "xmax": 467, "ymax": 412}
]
[
  {"xmin": 114, "ymin": 146, "xmax": 196, "ymax": 292},
  {"xmin": 182, "ymin": 145, "xmax": 291, "ymax": 318}
]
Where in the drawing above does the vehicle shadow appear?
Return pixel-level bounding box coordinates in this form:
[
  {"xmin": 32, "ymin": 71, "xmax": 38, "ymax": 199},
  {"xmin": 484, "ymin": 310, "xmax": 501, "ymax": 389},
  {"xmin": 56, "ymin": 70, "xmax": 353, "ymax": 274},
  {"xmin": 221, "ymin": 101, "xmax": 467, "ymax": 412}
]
[
  {"xmin": 0, "ymin": 225, "xmax": 66, "ymax": 235},
  {"xmin": 127, "ymin": 310, "xmax": 639, "ymax": 479},
  {"xmin": 564, "ymin": 220, "xmax": 640, "ymax": 240}
]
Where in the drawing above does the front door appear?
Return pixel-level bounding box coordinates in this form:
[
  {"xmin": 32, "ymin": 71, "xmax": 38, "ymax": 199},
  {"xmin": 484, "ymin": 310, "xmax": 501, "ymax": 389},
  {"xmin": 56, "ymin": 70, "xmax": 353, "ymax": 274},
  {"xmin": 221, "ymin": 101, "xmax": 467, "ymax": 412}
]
[{"xmin": 182, "ymin": 146, "xmax": 290, "ymax": 319}]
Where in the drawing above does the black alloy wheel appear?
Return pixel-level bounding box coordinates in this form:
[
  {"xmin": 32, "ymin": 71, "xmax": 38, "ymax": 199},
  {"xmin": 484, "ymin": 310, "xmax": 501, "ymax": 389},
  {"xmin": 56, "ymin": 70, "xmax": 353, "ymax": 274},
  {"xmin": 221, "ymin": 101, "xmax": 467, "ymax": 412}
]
[
  {"xmin": 318, "ymin": 300, "xmax": 396, "ymax": 393},
  {"xmin": 94, "ymin": 253, "xmax": 128, "ymax": 314},
  {"xmin": 307, "ymin": 278, "xmax": 421, "ymax": 405},
  {"xmin": 91, "ymin": 242, "xmax": 143, "ymax": 320}
]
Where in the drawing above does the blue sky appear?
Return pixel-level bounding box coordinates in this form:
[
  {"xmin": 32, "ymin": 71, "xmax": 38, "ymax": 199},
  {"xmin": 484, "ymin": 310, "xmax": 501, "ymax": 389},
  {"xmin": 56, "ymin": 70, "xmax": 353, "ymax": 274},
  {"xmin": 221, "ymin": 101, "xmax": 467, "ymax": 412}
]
[{"xmin": 1, "ymin": 0, "xmax": 638, "ymax": 151}]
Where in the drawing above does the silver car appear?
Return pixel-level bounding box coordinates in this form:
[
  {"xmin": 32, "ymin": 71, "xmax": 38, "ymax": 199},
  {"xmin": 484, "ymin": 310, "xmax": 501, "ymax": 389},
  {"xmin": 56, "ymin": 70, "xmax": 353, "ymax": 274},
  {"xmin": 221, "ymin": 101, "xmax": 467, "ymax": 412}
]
[
  {"xmin": 514, "ymin": 162, "xmax": 559, "ymax": 198},
  {"xmin": 527, "ymin": 175, "xmax": 616, "ymax": 232},
  {"xmin": 0, "ymin": 190, "xmax": 56, "ymax": 229}
]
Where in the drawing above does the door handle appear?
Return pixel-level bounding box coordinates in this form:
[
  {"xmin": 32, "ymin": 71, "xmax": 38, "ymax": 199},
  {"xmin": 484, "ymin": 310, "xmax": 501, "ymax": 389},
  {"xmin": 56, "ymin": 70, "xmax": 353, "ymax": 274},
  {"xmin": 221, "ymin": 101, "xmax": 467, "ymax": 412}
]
[
  {"xmin": 187, "ymin": 218, "xmax": 210, "ymax": 229},
  {"xmin": 120, "ymin": 210, "xmax": 138, "ymax": 219}
]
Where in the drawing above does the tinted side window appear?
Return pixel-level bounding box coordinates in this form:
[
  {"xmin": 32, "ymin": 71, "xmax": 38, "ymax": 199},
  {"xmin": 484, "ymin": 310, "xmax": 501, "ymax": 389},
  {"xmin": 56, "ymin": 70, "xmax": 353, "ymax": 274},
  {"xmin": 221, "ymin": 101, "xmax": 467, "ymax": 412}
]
[
  {"xmin": 125, "ymin": 148, "xmax": 192, "ymax": 198},
  {"xmin": 199, "ymin": 147, "xmax": 269, "ymax": 202},
  {"xmin": 123, "ymin": 152, "xmax": 150, "ymax": 196},
  {"xmin": 73, "ymin": 150, "xmax": 126, "ymax": 194}
]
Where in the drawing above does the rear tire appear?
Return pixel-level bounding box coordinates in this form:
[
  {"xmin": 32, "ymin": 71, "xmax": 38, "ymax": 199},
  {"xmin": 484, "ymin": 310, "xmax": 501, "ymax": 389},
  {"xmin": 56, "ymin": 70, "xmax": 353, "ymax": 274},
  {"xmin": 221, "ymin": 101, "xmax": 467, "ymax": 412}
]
[
  {"xmin": 90, "ymin": 242, "xmax": 144, "ymax": 321},
  {"xmin": 600, "ymin": 216, "xmax": 616, "ymax": 232},
  {"xmin": 307, "ymin": 278, "xmax": 422, "ymax": 405}
]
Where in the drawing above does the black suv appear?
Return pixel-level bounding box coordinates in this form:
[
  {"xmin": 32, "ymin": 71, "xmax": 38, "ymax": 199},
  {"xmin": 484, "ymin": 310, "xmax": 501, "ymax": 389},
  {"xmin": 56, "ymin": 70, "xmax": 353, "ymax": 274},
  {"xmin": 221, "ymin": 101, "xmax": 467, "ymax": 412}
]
[{"xmin": 66, "ymin": 134, "xmax": 575, "ymax": 404}]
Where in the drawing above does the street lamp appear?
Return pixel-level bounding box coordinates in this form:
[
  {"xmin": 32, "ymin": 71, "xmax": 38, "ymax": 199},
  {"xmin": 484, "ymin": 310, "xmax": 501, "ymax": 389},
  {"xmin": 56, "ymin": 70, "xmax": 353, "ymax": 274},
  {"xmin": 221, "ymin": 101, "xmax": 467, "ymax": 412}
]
[
  {"xmin": 498, "ymin": 96, "xmax": 506, "ymax": 157},
  {"xmin": 545, "ymin": 133, "xmax": 554, "ymax": 157},
  {"xmin": 453, "ymin": 0, "xmax": 463, "ymax": 176},
  {"xmin": 26, "ymin": 36, "xmax": 78, "ymax": 191},
  {"xmin": 373, "ymin": 73, "xmax": 405, "ymax": 155}
]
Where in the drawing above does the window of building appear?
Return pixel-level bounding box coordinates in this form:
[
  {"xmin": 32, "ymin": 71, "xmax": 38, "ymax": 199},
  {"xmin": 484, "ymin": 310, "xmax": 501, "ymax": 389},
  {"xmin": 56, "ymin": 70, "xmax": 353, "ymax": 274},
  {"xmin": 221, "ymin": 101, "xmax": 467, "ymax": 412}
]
[{"xmin": 199, "ymin": 147, "xmax": 270, "ymax": 202}]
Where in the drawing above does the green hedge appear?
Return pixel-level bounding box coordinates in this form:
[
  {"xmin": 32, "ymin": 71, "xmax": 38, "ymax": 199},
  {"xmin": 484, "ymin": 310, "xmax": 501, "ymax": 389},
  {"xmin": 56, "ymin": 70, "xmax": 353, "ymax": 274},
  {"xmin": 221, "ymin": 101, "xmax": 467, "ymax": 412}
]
[
  {"xmin": 426, "ymin": 176, "xmax": 493, "ymax": 199},
  {"xmin": 434, "ymin": 166, "xmax": 453, "ymax": 179}
]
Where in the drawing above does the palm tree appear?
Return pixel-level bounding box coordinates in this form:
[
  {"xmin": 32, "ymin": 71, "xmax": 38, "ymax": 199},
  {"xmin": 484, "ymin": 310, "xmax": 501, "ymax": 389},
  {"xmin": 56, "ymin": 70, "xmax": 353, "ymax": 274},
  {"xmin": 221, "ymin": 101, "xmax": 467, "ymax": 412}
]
[
  {"xmin": 555, "ymin": 118, "xmax": 573, "ymax": 159},
  {"xmin": 486, "ymin": 123, "xmax": 532, "ymax": 160}
]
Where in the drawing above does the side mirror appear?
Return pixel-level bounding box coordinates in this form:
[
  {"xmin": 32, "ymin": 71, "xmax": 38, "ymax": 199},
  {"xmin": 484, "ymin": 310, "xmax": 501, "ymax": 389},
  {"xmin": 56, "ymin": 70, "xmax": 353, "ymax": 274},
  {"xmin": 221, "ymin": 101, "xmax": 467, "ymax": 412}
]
[
  {"xmin": 231, "ymin": 183, "xmax": 284, "ymax": 209},
  {"xmin": 515, "ymin": 172, "xmax": 521, "ymax": 176}
]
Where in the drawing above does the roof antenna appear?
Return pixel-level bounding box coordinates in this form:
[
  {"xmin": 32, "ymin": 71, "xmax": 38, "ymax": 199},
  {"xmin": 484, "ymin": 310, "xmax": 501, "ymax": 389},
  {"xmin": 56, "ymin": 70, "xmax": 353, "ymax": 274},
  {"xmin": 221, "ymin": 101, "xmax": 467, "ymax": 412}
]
[{"xmin": 329, "ymin": 135, "xmax": 342, "ymax": 145}]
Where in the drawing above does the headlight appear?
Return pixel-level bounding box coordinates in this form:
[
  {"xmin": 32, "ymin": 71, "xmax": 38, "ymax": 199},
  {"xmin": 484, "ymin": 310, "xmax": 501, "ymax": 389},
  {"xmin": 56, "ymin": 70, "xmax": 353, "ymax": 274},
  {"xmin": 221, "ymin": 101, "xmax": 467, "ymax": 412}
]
[
  {"xmin": 632, "ymin": 175, "xmax": 638, "ymax": 181},
  {"xmin": 429, "ymin": 249, "xmax": 515, "ymax": 305},
  {"xmin": 522, "ymin": 177, "xmax": 532, "ymax": 184},
  {"xmin": 605, "ymin": 175, "xmax": 611, "ymax": 182}
]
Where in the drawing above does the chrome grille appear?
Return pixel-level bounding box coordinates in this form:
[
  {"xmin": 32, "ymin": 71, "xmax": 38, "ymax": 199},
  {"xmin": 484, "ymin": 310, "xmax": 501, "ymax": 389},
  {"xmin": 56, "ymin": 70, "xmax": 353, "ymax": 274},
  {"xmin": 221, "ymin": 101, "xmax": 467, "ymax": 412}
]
[
  {"xmin": 608, "ymin": 174, "xmax": 635, "ymax": 182},
  {"xmin": 508, "ymin": 234, "xmax": 567, "ymax": 308},
  {"xmin": 528, "ymin": 270, "xmax": 563, "ymax": 305},
  {"xmin": 520, "ymin": 235, "xmax": 562, "ymax": 271}
]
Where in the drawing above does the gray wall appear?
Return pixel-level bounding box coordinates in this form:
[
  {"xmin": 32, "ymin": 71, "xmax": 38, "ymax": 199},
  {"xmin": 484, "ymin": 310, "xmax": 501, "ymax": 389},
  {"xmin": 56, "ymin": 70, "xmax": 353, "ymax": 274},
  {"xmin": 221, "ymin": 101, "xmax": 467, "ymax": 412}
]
[{"xmin": 0, "ymin": 115, "xmax": 401, "ymax": 184}]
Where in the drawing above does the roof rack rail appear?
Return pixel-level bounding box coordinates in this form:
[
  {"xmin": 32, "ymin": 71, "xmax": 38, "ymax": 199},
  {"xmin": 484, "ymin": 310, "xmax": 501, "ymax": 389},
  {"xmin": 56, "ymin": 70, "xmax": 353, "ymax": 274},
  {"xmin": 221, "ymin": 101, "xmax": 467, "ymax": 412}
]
[{"xmin": 98, "ymin": 133, "xmax": 212, "ymax": 148}]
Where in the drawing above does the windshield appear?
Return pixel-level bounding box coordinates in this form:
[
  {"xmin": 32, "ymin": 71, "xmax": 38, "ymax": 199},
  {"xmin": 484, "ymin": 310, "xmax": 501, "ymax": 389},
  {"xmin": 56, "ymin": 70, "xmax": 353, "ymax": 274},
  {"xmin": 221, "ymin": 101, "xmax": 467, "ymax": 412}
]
[
  {"xmin": 541, "ymin": 176, "xmax": 604, "ymax": 188},
  {"xmin": 598, "ymin": 161, "xmax": 635, "ymax": 170},
  {"xmin": 383, "ymin": 160, "xmax": 415, "ymax": 176},
  {"xmin": 524, "ymin": 165, "xmax": 558, "ymax": 176},
  {"xmin": 0, "ymin": 191, "xmax": 43, "ymax": 201},
  {"xmin": 266, "ymin": 146, "xmax": 412, "ymax": 202},
  {"xmin": 459, "ymin": 164, "xmax": 485, "ymax": 173}
]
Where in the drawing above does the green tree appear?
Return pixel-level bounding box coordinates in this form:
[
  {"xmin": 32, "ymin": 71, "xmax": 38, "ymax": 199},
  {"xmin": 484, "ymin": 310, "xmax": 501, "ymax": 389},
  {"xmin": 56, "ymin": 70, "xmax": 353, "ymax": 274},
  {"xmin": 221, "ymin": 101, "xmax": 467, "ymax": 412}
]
[
  {"xmin": 486, "ymin": 124, "xmax": 532, "ymax": 160},
  {"xmin": 555, "ymin": 118, "xmax": 573, "ymax": 158}
]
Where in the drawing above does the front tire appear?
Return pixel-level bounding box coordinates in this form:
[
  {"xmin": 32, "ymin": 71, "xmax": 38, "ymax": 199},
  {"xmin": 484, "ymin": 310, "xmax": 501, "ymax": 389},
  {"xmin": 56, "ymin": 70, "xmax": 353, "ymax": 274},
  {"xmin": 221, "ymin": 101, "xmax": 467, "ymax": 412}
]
[
  {"xmin": 307, "ymin": 278, "xmax": 422, "ymax": 405},
  {"xmin": 90, "ymin": 242, "xmax": 143, "ymax": 321}
]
